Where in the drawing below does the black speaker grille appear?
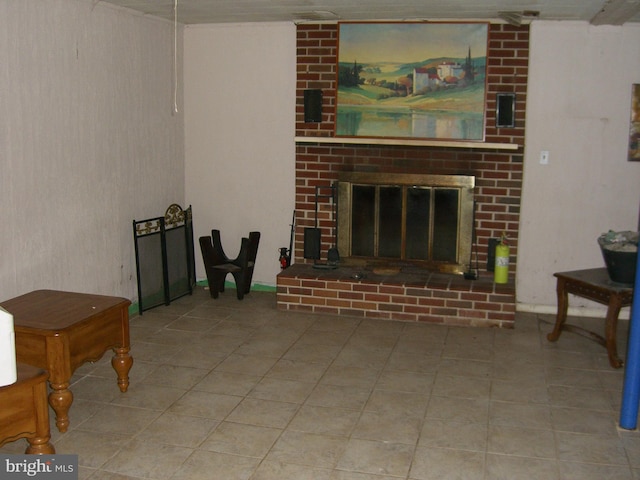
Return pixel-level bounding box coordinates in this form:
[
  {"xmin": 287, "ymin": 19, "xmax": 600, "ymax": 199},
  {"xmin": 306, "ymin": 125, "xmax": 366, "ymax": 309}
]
[
  {"xmin": 304, "ymin": 228, "xmax": 321, "ymax": 259},
  {"xmin": 304, "ymin": 89, "xmax": 323, "ymax": 123}
]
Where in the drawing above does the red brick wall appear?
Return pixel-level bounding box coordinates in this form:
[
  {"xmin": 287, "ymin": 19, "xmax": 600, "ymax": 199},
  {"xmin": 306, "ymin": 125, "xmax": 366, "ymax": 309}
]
[{"xmin": 294, "ymin": 23, "xmax": 529, "ymax": 279}]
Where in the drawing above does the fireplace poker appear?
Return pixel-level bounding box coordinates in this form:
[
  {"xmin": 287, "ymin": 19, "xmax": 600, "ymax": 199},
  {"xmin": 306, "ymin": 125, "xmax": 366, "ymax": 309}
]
[{"xmin": 279, "ymin": 210, "xmax": 295, "ymax": 269}]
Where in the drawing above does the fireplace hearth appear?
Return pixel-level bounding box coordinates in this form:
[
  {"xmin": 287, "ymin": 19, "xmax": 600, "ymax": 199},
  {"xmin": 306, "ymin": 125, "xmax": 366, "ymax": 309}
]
[{"xmin": 277, "ymin": 262, "xmax": 515, "ymax": 328}]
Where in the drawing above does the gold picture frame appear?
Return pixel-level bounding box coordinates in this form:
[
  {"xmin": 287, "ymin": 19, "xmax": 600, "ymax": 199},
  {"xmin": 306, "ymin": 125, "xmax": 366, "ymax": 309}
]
[
  {"xmin": 335, "ymin": 21, "xmax": 489, "ymax": 141},
  {"xmin": 629, "ymin": 84, "xmax": 640, "ymax": 162}
]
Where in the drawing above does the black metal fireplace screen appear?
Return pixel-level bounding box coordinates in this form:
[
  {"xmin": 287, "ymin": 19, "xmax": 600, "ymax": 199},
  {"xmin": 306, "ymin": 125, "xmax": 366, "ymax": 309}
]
[
  {"xmin": 338, "ymin": 173, "xmax": 475, "ymax": 274},
  {"xmin": 133, "ymin": 204, "xmax": 196, "ymax": 313}
]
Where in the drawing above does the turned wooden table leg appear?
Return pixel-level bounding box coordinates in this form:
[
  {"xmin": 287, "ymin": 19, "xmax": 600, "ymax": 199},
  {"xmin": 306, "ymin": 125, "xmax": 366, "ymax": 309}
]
[
  {"xmin": 25, "ymin": 376, "xmax": 55, "ymax": 454},
  {"xmin": 48, "ymin": 380, "xmax": 73, "ymax": 433},
  {"xmin": 547, "ymin": 277, "xmax": 568, "ymax": 342},
  {"xmin": 26, "ymin": 437, "xmax": 55, "ymax": 455},
  {"xmin": 605, "ymin": 295, "xmax": 624, "ymax": 368},
  {"xmin": 112, "ymin": 346, "xmax": 133, "ymax": 393}
]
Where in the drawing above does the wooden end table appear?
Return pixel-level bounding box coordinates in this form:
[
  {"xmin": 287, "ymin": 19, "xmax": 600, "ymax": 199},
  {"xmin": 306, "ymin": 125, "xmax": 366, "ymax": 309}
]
[
  {"xmin": 0, "ymin": 290, "xmax": 133, "ymax": 432},
  {"xmin": 547, "ymin": 268, "xmax": 634, "ymax": 368},
  {"xmin": 0, "ymin": 363, "xmax": 55, "ymax": 454}
]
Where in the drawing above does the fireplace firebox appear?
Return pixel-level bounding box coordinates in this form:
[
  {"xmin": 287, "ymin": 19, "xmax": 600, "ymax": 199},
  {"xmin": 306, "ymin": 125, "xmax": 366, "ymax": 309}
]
[{"xmin": 337, "ymin": 172, "xmax": 475, "ymax": 274}]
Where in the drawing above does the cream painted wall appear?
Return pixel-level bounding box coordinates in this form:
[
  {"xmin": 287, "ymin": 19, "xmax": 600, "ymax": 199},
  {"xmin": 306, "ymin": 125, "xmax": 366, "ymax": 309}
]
[
  {"xmin": 518, "ymin": 21, "xmax": 640, "ymax": 315},
  {"xmin": 0, "ymin": 0, "xmax": 184, "ymax": 301},
  {"xmin": 183, "ymin": 23, "xmax": 296, "ymax": 287}
]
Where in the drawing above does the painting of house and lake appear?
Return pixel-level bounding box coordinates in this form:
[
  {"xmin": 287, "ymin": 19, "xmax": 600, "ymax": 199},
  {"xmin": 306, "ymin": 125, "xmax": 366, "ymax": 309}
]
[{"xmin": 336, "ymin": 22, "xmax": 489, "ymax": 141}]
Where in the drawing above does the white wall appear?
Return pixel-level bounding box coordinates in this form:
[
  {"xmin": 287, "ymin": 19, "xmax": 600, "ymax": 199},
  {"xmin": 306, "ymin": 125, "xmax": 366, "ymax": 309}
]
[
  {"xmin": 518, "ymin": 21, "xmax": 640, "ymax": 315},
  {"xmin": 0, "ymin": 0, "xmax": 184, "ymax": 301},
  {"xmin": 184, "ymin": 23, "xmax": 296, "ymax": 287}
]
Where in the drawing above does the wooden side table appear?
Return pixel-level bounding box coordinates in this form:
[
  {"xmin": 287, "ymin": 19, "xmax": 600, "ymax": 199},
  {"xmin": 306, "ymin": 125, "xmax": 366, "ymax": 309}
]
[
  {"xmin": 0, "ymin": 290, "xmax": 133, "ymax": 432},
  {"xmin": 0, "ymin": 363, "xmax": 55, "ymax": 454},
  {"xmin": 547, "ymin": 268, "xmax": 634, "ymax": 368}
]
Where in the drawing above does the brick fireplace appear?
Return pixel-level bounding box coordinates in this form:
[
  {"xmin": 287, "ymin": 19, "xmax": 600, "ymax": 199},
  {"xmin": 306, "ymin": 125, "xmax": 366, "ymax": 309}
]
[{"xmin": 277, "ymin": 22, "xmax": 528, "ymax": 328}]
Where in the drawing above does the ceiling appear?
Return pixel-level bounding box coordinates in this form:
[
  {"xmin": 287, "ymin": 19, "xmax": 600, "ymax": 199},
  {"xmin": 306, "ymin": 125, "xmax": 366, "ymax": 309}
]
[{"xmin": 100, "ymin": 0, "xmax": 640, "ymax": 25}]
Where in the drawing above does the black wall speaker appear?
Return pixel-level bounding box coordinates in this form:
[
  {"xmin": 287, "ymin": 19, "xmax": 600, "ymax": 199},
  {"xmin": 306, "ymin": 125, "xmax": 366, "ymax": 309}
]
[
  {"xmin": 487, "ymin": 238, "xmax": 500, "ymax": 272},
  {"xmin": 496, "ymin": 93, "xmax": 516, "ymax": 128},
  {"xmin": 304, "ymin": 89, "xmax": 323, "ymax": 123},
  {"xmin": 303, "ymin": 228, "xmax": 321, "ymax": 259}
]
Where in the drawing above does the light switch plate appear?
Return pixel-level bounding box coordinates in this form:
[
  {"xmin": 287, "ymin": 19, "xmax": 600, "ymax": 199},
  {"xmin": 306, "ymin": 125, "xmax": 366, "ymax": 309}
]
[{"xmin": 540, "ymin": 150, "xmax": 549, "ymax": 165}]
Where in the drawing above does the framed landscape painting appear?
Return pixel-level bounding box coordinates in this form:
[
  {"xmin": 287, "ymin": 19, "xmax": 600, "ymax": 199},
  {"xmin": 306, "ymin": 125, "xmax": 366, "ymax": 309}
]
[
  {"xmin": 336, "ymin": 22, "xmax": 489, "ymax": 141},
  {"xmin": 629, "ymin": 84, "xmax": 640, "ymax": 161}
]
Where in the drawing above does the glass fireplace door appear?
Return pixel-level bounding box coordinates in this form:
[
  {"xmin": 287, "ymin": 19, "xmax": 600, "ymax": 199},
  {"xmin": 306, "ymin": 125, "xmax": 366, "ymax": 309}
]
[{"xmin": 350, "ymin": 185, "xmax": 459, "ymax": 263}]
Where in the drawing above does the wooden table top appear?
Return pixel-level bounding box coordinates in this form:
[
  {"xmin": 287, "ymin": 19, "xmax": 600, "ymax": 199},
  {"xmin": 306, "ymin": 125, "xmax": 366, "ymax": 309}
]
[
  {"xmin": 554, "ymin": 268, "xmax": 634, "ymax": 292},
  {"xmin": 0, "ymin": 289, "xmax": 130, "ymax": 332}
]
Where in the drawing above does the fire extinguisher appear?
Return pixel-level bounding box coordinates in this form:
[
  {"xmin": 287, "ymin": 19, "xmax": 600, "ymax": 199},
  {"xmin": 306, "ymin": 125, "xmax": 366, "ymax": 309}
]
[
  {"xmin": 279, "ymin": 247, "xmax": 290, "ymax": 269},
  {"xmin": 494, "ymin": 233, "xmax": 509, "ymax": 284}
]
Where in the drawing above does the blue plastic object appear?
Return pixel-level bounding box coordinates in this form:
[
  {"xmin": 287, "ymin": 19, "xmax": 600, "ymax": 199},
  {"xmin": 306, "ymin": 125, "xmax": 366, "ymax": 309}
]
[{"xmin": 619, "ymin": 249, "xmax": 640, "ymax": 429}]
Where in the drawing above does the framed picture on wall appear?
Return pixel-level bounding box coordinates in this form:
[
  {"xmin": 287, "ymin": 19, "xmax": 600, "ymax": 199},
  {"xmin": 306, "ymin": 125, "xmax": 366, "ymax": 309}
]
[
  {"xmin": 335, "ymin": 22, "xmax": 489, "ymax": 141},
  {"xmin": 629, "ymin": 84, "xmax": 640, "ymax": 161}
]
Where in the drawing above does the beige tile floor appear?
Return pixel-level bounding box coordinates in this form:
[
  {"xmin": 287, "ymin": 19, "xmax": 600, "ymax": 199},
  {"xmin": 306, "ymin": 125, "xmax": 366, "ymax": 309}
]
[{"xmin": 2, "ymin": 286, "xmax": 640, "ymax": 479}]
